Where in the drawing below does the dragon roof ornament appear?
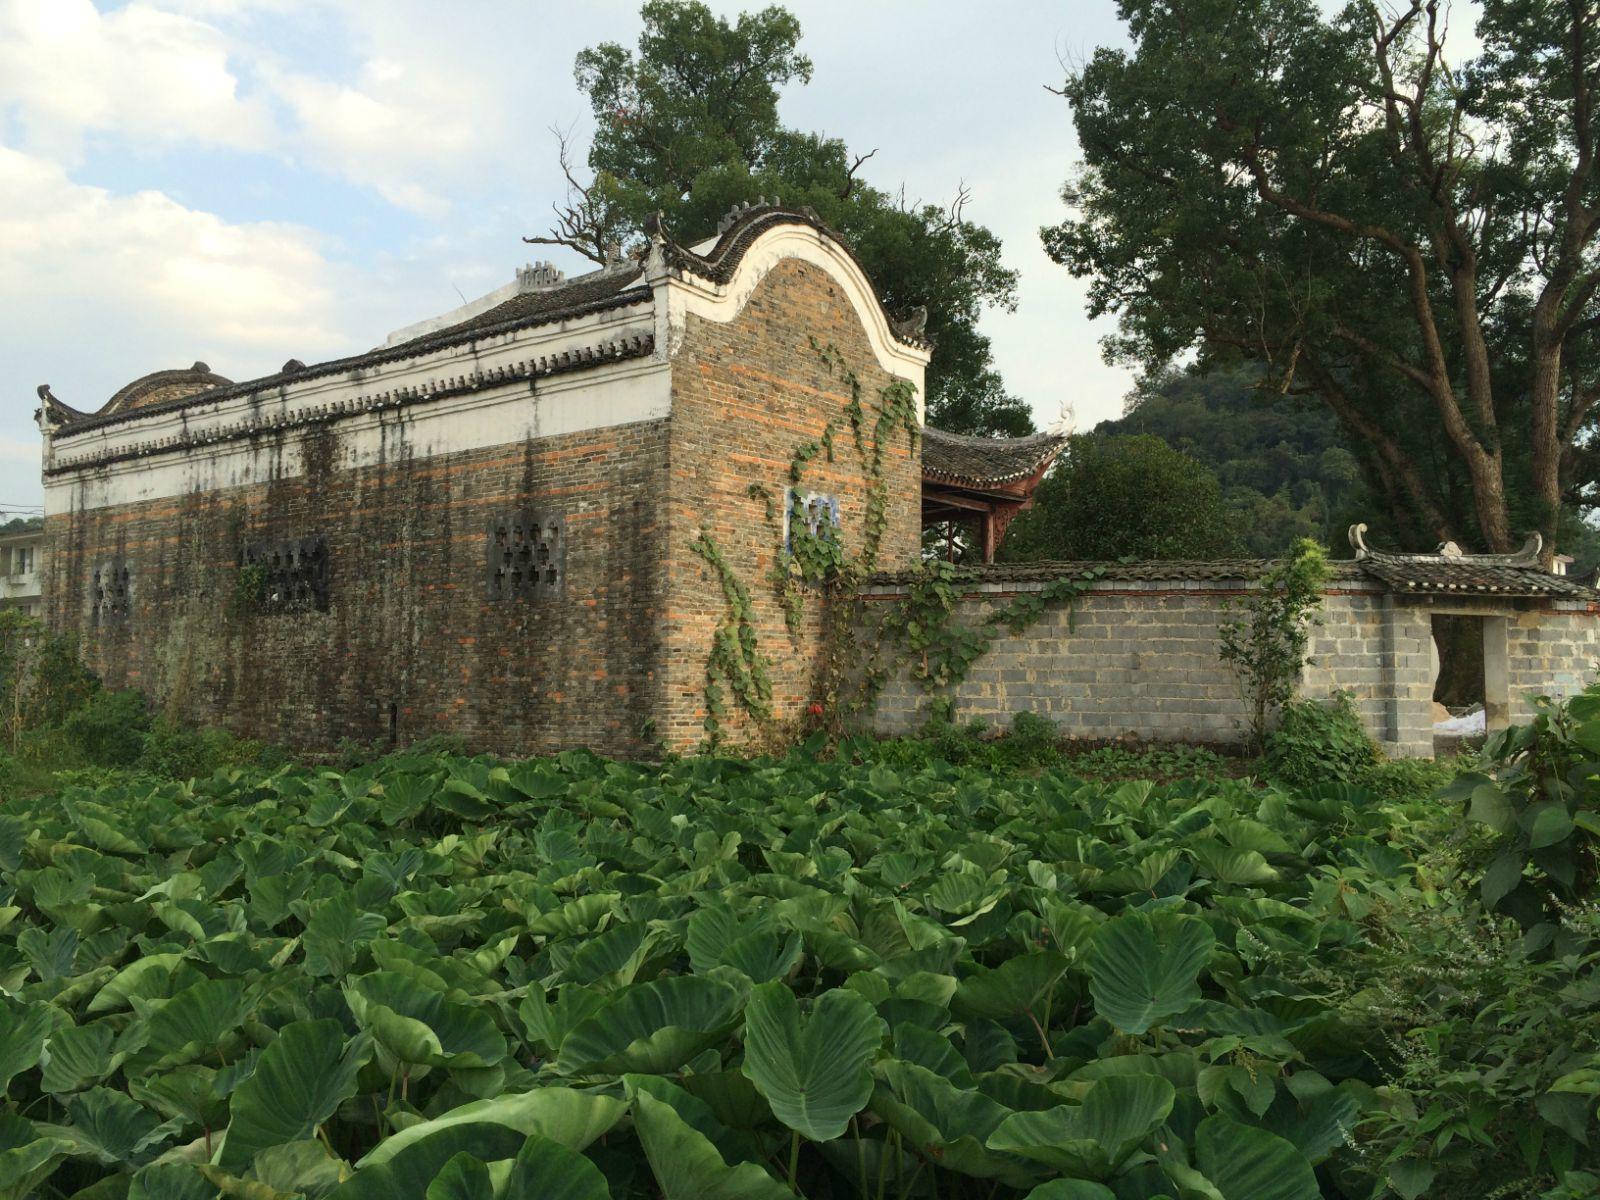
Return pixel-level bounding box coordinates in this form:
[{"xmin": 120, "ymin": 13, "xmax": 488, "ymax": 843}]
[{"xmin": 1348, "ymin": 523, "xmax": 1544, "ymax": 568}]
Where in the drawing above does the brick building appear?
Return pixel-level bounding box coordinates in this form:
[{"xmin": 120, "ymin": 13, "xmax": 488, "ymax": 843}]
[
  {"xmin": 0, "ymin": 518, "xmax": 44, "ymax": 618},
  {"xmin": 35, "ymin": 206, "xmax": 930, "ymax": 757}
]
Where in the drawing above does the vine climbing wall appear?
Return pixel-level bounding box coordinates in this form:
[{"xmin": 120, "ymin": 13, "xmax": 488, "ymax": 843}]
[{"xmin": 661, "ymin": 257, "xmax": 923, "ymax": 752}]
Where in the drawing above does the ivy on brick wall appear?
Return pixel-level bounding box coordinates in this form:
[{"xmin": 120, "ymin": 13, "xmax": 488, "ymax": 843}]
[
  {"xmin": 693, "ymin": 337, "xmax": 1089, "ymax": 748},
  {"xmin": 691, "ymin": 531, "xmax": 773, "ymax": 746},
  {"xmin": 849, "ymin": 560, "xmax": 1107, "ymax": 719}
]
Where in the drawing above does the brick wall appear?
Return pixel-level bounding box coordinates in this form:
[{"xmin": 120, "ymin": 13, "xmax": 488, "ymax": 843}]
[
  {"xmin": 662, "ymin": 257, "xmax": 923, "ymax": 751},
  {"xmin": 860, "ymin": 572, "xmax": 1600, "ymax": 757},
  {"xmin": 46, "ymin": 415, "xmax": 671, "ymax": 757}
]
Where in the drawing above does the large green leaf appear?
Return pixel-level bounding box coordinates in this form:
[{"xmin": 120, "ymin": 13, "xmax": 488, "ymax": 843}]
[
  {"xmin": 425, "ymin": 1153, "xmax": 493, "ymax": 1200},
  {"xmin": 140, "ymin": 977, "xmax": 249, "ymax": 1069},
  {"xmin": 500, "ymin": 1132, "xmax": 612, "ymax": 1200},
  {"xmin": 1192, "ymin": 1115, "xmax": 1319, "ymax": 1200},
  {"xmin": 39, "ymin": 1087, "xmax": 170, "ymax": 1167},
  {"xmin": 302, "ymin": 892, "xmax": 386, "ymax": 978},
  {"xmin": 1086, "ymin": 910, "xmax": 1214, "ymax": 1034},
  {"xmin": 41, "ymin": 1022, "xmax": 116, "ymax": 1094},
  {"xmin": 345, "ymin": 972, "xmax": 506, "ymax": 1068},
  {"xmin": 1023, "ymin": 1184, "xmax": 1117, "ymax": 1200},
  {"xmin": 129, "ymin": 1163, "xmax": 217, "ymax": 1200},
  {"xmin": 686, "ymin": 906, "xmax": 803, "ymax": 983},
  {"xmin": 740, "ymin": 982, "xmax": 884, "ymax": 1141},
  {"xmin": 0, "ymin": 1113, "xmax": 75, "ymax": 1200},
  {"xmin": 557, "ymin": 975, "xmax": 741, "ymax": 1075},
  {"xmin": 953, "ymin": 951, "xmax": 1070, "ymax": 1021},
  {"xmin": 0, "ymin": 1000, "xmax": 52, "ymax": 1097},
  {"xmin": 632, "ymin": 1090, "xmax": 791, "ymax": 1200},
  {"xmin": 987, "ymin": 1074, "xmax": 1176, "ymax": 1177},
  {"xmin": 356, "ymin": 1088, "xmax": 627, "ymax": 1170},
  {"xmin": 868, "ymin": 1059, "xmax": 1037, "ymax": 1187},
  {"xmin": 218, "ymin": 1020, "xmax": 373, "ymax": 1172}
]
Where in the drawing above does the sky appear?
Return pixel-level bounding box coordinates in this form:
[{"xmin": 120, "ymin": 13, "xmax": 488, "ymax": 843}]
[{"xmin": 0, "ymin": 0, "xmax": 1140, "ymax": 516}]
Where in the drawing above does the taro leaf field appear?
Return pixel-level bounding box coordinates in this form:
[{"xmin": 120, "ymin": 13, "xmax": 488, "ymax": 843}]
[{"xmin": 0, "ymin": 745, "xmax": 1583, "ymax": 1198}]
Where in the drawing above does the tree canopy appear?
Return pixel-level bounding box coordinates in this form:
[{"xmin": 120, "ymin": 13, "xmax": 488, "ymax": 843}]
[
  {"xmin": 1048, "ymin": 0, "xmax": 1600, "ymax": 558},
  {"xmin": 536, "ymin": 0, "xmax": 1033, "ymax": 435},
  {"xmin": 1102, "ymin": 366, "xmax": 1372, "ymax": 556},
  {"xmin": 1000, "ymin": 433, "xmax": 1242, "ymax": 562}
]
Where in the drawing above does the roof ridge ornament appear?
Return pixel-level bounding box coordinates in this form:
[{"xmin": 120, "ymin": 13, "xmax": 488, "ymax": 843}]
[
  {"xmin": 516, "ymin": 261, "xmax": 566, "ymax": 289},
  {"xmin": 890, "ymin": 305, "xmax": 928, "ymax": 339},
  {"xmin": 1349, "ymin": 521, "xmax": 1545, "ymax": 568}
]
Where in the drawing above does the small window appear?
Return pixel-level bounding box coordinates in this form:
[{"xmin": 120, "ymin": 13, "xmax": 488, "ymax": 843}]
[
  {"xmin": 241, "ymin": 536, "xmax": 330, "ymax": 614},
  {"xmin": 91, "ymin": 560, "xmax": 131, "ymax": 625},
  {"xmin": 487, "ymin": 511, "xmax": 565, "ymax": 600},
  {"xmin": 784, "ymin": 489, "xmax": 840, "ymax": 553}
]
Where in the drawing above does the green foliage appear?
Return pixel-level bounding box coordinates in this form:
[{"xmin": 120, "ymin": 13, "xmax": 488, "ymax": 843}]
[
  {"xmin": 1218, "ymin": 539, "xmax": 1329, "ymax": 750},
  {"xmin": 690, "ymin": 531, "xmax": 773, "ymax": 745},
  {"xmin": 1002, "ymin": 433, "xmax": 1243, "ymax": 562},
  {"xmin": 1444, "ymin": 685, "xmax": 1600, "ymax": 937},
  {"xmin": 861, "ymin": 561, "xmax": 1104, "ymax": 714},
  {"xmin": 230, "ymin": 563, "xmax": 267, "ymax": 617},
  {"xmin": 61, "ymin": 689, "xmax": 150, "ymax": 767},
  {"xmin": 1104, "ymin": 364, "xmax": 1375, "ymax": 556},
  {"xmin": 561, "ymin": 0, "xmax": 1030, "ymax": 435},
  {"xmin": 1, "ymin": 732, "xmax": 1580, "ymax": 1196},
  {"xmin": 1048, "ymin": 0, "xmax": 1600, "ymax": 554},
  {"xmin": 1264, "ymin": 692, "xmax": 1379, "ymax": 790}
]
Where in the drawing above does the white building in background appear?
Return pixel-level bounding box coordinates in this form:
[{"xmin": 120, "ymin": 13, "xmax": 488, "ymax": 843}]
[{"xmin": 0, "ymin": 520, "xmax": 43, "ymax": 618}]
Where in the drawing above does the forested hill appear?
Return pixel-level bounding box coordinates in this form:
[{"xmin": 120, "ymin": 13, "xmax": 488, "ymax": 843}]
[{"xmin": 1094, "ymin": 367, "xmax": 1371, "ymax": 558}]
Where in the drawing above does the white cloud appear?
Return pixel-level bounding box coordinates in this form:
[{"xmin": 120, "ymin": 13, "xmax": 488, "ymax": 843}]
[
  {"xmin": 0, "ymin": 0, "xmax": 275, "ymax": 161},
  {"xmin": 0, "ymin": 145, "xmax": 351, "ymax": 411}
]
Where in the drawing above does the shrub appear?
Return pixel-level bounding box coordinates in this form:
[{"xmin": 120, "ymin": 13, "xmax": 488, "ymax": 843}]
[
  {"xmin": 137, "ymin": 718, "xmax": 274, "ymax": 781},
  {"xmin": 1218, "ymin": 538, "xmax": 1328, "ymax": 750},
  {"xmin": 1445, "ymin": 685, "xmax": 1600, "ymax": 940},
  {"xmin": 1264, "ymin": 690, "xmax": 1378, "ymax": 789},
  {"xmin": 62, "ymin": 688, "xmax": 150, "ymax": 766}
]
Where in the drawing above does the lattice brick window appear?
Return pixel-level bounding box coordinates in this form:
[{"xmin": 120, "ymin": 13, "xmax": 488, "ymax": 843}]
[
  {"xmin": 241, "ymin": 536, "xmax": 330, "ymax": 613},
  {"xmin": 487, "ymin": 512, "xmax": 565, "ymax": 600},
  {"xmin": 91, "ymin": 561, "xmax": 131, "ymax": 625},
  {"xmin": 783, "ymin": 489, "xmax": 841, "ymax": 552}
]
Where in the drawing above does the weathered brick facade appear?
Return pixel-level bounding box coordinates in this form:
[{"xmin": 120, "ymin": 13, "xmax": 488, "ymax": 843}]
[
  {"xmin": 46, "ymin": 422, "xmax": 673, "ymax": 756},
  {"xmin": 36, "ymin": 208, "xmax": 929, "ymax": 757},
  {"xmin": 662, "ymin": 258, "xmax": 922, "ymax": 749}
]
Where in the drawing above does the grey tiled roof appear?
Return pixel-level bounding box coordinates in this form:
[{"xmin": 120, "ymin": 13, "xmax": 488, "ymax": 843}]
[
  {"xmin": 45, "ymin": 283, "xmax": 652, "ymax": 438},
  {"xmin": 1356, "ymin": 555, "xmax": 1596, "ymax": 599},
  {"xmin": 868, "ymin": 556, "xmax": 1597, "ymax": 600},
  {"xmin": 400, "ymin": 265, "xmax": 648, "ymax": 343},
  {"xmin": 922, "ymin": 428, "xmax": 1068, "ymax": 488}
]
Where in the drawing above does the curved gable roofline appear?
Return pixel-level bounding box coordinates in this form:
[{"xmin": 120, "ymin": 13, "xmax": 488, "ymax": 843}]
[
  {"xmin": 102, "ymin": 363, "xmax": 234, "ymax": 416},
  {"xmin": 651, "ymin": 204, "xmax": 933, "ymax": 393}
]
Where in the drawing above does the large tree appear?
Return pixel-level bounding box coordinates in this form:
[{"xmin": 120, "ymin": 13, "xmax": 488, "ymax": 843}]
[
  {"xmin": 532, "ymin": 0, "xmax": 1032, "ymax": 435},
  {"xmin": 1000, "ymin": 433, "xmax": 1243, "ymax": 561},
  {"xmin": 1049, "ymin": 0, "xmax": 1600, "ymax": 557}
]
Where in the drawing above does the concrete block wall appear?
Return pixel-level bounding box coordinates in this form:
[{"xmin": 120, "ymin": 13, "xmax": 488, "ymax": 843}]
[
  {"xmin": 864, "ymin": 579, "xmax": 1257, "ymax": 745},
  {"xmin": 1507, "ymin": 603, "xmax": 1600, "ymax": 709},
  {"xmin": 860, "ymin": 573, "xmax": 1600, "ymax": 758}
]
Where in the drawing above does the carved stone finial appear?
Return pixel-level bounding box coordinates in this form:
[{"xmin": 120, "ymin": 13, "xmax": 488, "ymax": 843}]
[
  {"xmin": 891, "ymin": 305, "xmax": 928, "ymax": 339},
  {"xmin": 1510, "ymin": 531, "xmax": 1544, "ymax": 566},
  {"xmin": 643, "ymin": 210, "xmax": 665, "ymax": 241},
  {"xmin": 1348, "ymin": 522, "xmax": 1371, "ymax": 558},
  {"xmin": 191, "ymin": 361, "xmax": 211, "ymax": 374},
  {"xmin": 281, "ymin": 359, "xmax": 306, "ymax": 375},
  {"xmin": 1436, "ymin": 540, "xmax": 1464, "ymax": 558}
]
